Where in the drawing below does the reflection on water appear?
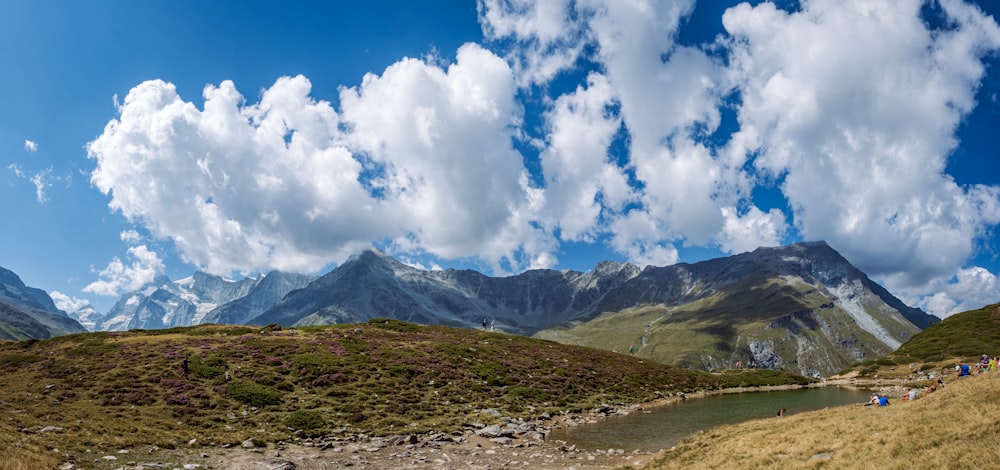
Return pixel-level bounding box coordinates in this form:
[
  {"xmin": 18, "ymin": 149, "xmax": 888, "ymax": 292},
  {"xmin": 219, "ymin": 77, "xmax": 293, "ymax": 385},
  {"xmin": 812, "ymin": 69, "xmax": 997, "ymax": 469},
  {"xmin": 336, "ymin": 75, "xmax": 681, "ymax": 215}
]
[{"xmin": 548, "ymin": 387, "xmax": 872, "ymax": 452}]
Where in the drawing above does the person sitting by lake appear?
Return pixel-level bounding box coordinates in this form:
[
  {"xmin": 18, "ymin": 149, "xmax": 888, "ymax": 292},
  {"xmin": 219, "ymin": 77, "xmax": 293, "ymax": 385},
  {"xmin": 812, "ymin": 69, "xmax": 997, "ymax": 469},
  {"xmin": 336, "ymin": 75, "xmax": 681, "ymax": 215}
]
[
  {"xmin": 777, "ymin": 408, "xmax": 785, "ymax": 416},
  {"xmin": 866, "ymin": 393, "xmax": 879, "ymax": 406},
  {"xmin": 959, "ymin": 363, "xmax": 971, "ymax": 377},
  {"xmin": 878, "ymin": 395, "xmax": 890, "ymax": 406}
]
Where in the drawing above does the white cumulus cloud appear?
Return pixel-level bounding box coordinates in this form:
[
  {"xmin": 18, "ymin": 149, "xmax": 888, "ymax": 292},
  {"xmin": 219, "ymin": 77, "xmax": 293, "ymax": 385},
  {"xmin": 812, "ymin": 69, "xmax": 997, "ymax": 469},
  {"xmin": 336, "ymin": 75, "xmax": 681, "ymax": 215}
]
[
  {"xmin": 88, "ymin": 46, "xmax": 553, "ymax": 277},
  {"xmin": 50, "ymin": 291, "xmax": 89, "ymax": 313},
  {"xmin": 721, "ymin": 0, "xmax": 1000, "ymax": 289},
  {"xmin": 83, "ymin": 245, "xmax": 165, "ymax": 296},
  {"xmin": 24, "ymin": 139, "xmax": 37, "ymax": 153}
]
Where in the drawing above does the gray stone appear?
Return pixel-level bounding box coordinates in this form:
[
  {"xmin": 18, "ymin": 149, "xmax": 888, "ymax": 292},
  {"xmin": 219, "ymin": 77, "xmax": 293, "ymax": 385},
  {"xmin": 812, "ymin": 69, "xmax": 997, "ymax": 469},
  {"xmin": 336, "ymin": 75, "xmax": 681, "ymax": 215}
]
[{"xmin": 810, "ymin": 453, "xmax": 833, "ymax": 461}]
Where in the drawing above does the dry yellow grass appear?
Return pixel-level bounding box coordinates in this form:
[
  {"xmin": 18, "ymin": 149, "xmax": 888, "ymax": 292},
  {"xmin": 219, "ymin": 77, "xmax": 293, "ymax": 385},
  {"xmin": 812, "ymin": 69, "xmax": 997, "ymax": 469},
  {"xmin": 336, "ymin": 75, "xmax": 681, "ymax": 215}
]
[{"xmin": 645, "ymin": 370, "xmax": 1000, "ymax": 469}]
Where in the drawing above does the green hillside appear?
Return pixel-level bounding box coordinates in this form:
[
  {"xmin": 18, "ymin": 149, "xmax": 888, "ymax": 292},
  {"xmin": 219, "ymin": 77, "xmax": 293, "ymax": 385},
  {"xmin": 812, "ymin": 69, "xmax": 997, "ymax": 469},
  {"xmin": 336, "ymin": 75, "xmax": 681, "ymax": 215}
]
[
  {"xmin": 535, "ymin": 275, "xmax": 899, "ymax": 376},
  {"xmin": 893, "ymin": 301, "xmax": 1000, "ymax": 360},
  {"xmin": 840, "ymin": 301, "xmax": 1000, "ymax": 379},
  {"xmin": 0, "ymin": 320, "xmax": 811, "ymax": 468}
]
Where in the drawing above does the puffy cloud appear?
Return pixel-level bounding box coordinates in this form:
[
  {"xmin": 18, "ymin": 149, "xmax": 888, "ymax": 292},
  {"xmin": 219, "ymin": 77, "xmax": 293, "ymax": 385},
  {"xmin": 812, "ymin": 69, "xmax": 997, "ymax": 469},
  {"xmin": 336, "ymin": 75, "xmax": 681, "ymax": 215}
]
[
  {"xmin": 478, "ymin": 0, "xmax": 586, "ymax": 86},
  {"xmin": 722, "ymin": 0, "xmax": 1000, "ymax": 287},
  {"xmin": 718, "ymin": 206, "xmax": 787, "ymax": 255},
  {"xmin": 901, "ymin": 266, "xmax": 1000, "ymax": 318},
  {"xmin": 537, "ymin": 73, "xmax": 631, "ymax": 241},
  {"xmin": 24, "ymin": 140, "xmax": 37, "ymax": 153},
  {"xmin": 338, "ymin": 44, "xmax": 550, "ymax": 270},
  {"xmin": 83, "ymin": 245, "xmax": 165, "ymax": 296},
  {"xmin": 119, "ymin": 229, "xmax": 142, "ymax": 245},
  {"xmin": 89, "ymin": 46, "xmax": 552, "ymax": 277},
  {"xmin": 50, "ymin": 291, "xmax": 89, "ymax": 313}
]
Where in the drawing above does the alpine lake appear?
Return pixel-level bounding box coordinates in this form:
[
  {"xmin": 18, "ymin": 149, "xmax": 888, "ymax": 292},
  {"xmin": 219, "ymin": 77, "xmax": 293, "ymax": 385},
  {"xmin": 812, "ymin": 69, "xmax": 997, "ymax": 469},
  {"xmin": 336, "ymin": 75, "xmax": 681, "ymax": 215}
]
[{"xmin": 548, "ymin": 386, "xmax": 873, "ymax": 452}]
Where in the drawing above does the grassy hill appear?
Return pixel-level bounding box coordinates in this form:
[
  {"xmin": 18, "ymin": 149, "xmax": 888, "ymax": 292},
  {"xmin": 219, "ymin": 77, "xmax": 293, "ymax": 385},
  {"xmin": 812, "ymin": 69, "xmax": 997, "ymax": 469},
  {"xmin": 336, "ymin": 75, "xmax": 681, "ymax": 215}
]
[
  {"xmin": 646, "ymin": 360, "xmax": 1000, "ymax": 468},
  {"xmin": 535, "ymin": 276, "xmax": 902, "ymax": 377},
  {"xmin": 840, "ymin": 302, "xmax": 1000, "ymax": 379},
  {"xmin": 0, "ymin": 320, "xmax": 811, "ymax": 469}
]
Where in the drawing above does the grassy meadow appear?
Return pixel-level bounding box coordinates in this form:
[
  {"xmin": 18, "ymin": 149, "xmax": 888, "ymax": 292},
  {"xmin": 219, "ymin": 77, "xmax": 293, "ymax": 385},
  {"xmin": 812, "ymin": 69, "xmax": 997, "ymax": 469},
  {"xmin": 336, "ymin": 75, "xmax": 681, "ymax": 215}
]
[
  {"xmin": 646, "ymin": 364, "xmax": 1000, "ymax": 469},
  {"xmin": 0, "ymin": 319, "xmax": 810, "ymax": 469}
]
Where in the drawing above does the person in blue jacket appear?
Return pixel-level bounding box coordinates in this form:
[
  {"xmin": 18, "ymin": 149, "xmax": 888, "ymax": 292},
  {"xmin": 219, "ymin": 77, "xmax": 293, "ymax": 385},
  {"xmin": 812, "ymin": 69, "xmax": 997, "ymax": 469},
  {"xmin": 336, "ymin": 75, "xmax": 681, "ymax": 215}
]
[{"xmin": 959, "ymin": 363, "xmax": 971, "ymax": 377}]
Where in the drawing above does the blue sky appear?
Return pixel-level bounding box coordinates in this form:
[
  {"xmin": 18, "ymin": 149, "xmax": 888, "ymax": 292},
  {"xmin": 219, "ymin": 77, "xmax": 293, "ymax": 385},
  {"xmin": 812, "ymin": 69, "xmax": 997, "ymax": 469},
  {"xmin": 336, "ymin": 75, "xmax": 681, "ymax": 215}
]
[{"xmin": 2, "ymin": 0, "xmax": 999, "ymax": 319}]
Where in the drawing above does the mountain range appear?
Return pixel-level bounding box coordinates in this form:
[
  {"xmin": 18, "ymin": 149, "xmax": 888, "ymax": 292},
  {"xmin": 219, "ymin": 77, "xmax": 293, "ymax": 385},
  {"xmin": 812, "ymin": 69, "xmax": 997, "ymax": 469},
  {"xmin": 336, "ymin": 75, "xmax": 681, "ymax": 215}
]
[
  {"xmin": 1, "ymin": 241, "xmax": 940, "ymax": 377},
  {"xmin": 91, "ymin": 270, "xmax": 316, "ymax": 331},
  {"xmin": 0, "ymin": 266, "xmax": 86, "ymax": 340}
]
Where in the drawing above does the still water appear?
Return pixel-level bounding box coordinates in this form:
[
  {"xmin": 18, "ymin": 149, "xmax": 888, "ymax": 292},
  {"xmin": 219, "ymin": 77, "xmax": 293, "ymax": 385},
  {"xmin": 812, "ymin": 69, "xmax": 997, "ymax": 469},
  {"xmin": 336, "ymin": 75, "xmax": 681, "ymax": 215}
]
[{"xmin": 548, "ymin": 387, "xmax": 872, "ymax": 452}]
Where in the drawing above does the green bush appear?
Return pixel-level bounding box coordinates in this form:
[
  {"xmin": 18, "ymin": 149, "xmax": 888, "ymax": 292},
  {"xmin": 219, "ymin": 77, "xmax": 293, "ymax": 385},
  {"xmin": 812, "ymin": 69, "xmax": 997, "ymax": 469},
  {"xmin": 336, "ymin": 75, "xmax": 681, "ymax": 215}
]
[
  {"xmin": 284, "ymin": 409, "xmax": 325, "ymax": 430},
  {"xmin": 388, "ymin": 364, "xmax": 416, "ymax": 378},
  {"xmin": 68, "ymin": 339, "xmax": 118, "ymax": 356},
  {"xmin": 339, "ymin": 336, "xmax": 369, "ymax": 354},
  {"xmin": 227, "ymin": 381, "xmax": 282, "ymax": 407},
  {"xmin": 470, "ymin": 361, "xmax": 511, "ymax": 386},
  {"xmin": 0, "ymin": 353, "xmax": 44, "ymax": 367},
  {"xmin": 188, "ymin": 356, "xmax": 227, "ymax": 379},
  {"xmin": 859, "ymin": 365, "xmax": 880, "ymax": 376}
]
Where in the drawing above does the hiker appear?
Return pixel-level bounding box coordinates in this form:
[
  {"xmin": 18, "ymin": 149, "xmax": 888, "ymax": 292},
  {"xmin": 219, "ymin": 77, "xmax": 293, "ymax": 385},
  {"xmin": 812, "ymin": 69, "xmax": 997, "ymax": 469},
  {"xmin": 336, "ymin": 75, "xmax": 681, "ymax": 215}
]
[
  {"xmin": 181, "ymin": 356, "xmax": 189, "ymax": 376},
  {"xmin": 959, "ymin": 363, "xmax": 971, "ymax": 377},
  {"xmin": 866, "ymin": 393, "xmax": 879, "ymax": 406},
  {"xmin": 878, "ymin": 395, "xmax": 890, "ymax": 406},
  {"xmin": 777, "ymin": 408, "xmax": 785, "ymax": 417},
  {"xmin": 490, "ymin": 320, "xmax": 495, "ymax": 332},
  {"xmin": 482, "ymin": 318, "xmax": 488, "ymax": 330}
]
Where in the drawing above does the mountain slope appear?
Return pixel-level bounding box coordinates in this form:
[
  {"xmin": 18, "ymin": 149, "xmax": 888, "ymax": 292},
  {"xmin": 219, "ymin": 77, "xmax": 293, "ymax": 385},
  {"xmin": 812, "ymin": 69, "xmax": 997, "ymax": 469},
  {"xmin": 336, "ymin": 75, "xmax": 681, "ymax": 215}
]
[
  {"xmin": 201, "ymin": 270, "xmax": 317, "ymax": 325},
  {"xmin": 0, "ymin": 266, "xmax": 87, "ymax": 340},
  {"xmin": 251, "ymin": 242, "xmax": 932, "ymax": 378},
  {"xmin": 888, "ymin": 301, "xmax": 1000, "ymax": 361},
  {"xmin": 249, "ymin": 249, "xmax": 641, "ymax": 334},
  {"xmin": 97, "ymin": 272, "xmax": 260, "ymax": 331},
  {"xmin": 536, "ymin": 242, "xmax": 937, "ymax": 377}
]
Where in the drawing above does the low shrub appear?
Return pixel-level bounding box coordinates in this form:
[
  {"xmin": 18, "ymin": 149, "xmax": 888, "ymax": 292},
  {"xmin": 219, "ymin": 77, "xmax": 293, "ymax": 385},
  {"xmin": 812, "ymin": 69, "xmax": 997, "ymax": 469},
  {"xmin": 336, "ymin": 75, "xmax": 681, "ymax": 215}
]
[
  {"xmin": 188, "ymin": 355, "xmax": 227, "ymax": 379},
  {"xmin": 284, "ymin": 409, "xmax": 325, "ymax": 430},
  {"xmin": 226, "ymin": 381, "xmax": 282, "ymax": 407}
]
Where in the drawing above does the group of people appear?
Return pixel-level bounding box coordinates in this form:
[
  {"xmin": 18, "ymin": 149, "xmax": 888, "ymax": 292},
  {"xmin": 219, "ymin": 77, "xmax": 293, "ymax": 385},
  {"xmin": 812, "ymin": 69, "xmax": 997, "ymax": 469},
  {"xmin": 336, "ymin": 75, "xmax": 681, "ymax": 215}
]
[
  {"xmin": 957, "ymin": 354, "xmax": 997, "ymax": 377},
  {"xmin": 866, "ymin": 392, "xmax": 891, "ymax": 406}
]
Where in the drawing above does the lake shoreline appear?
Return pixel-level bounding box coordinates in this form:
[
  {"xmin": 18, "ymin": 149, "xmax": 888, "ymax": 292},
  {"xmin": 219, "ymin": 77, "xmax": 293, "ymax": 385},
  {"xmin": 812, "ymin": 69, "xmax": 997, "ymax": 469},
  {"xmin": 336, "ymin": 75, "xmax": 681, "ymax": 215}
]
[{"xmin": 86, "ymin": 380, "xmax": 880, "ymax": 469}]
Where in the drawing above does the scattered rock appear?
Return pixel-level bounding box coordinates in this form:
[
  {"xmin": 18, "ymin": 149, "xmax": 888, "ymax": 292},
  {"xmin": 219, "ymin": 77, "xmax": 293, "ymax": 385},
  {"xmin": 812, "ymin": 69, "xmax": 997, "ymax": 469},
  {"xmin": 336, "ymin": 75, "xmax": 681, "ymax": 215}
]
[{"xmin": 266, "ymin": 461, "xmax": 297, "ymax": 470}]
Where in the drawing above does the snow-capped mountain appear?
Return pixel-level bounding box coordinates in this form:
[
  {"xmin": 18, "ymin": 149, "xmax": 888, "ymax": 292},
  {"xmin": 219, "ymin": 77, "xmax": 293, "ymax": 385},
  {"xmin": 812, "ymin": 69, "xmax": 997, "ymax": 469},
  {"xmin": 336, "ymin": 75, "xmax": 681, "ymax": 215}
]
[
  {"xmin": 67, "ymin": 304, "xmax": 102, "ymax": 331},
  {"xmin": 200, "ymin": 271, "xmax": 317, "ymax": 325},
  {"xmin": 0, "ymin": 265, "xmax": 87, "ymax": 340},
  {"xmin": 98, "ymin": 272, "xmax": 258, "ymax": 331},
  {"xmin": 96, "ymin": 271, "xmax": 316, "ymax": 331}
]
